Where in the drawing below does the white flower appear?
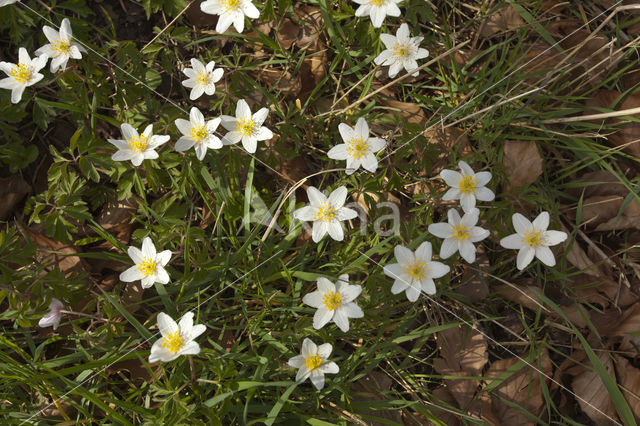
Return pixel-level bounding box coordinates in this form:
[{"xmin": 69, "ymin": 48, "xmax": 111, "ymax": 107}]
[
  {"xmin": 292, "ymin": 186, "xmax": 358, "ymax": 243},
  {"xmin": 149, "ymin": 312, "xmax": 206, "ymax": 363},
  {"xmin": 383, "ymin": 242, "xmax": 450, "ymax": 302},
  {"xmin": 302, "ymin": 274, "xmax": 364, "ymax": 332},
  {"xmin": 34, "ymin": 18, "xmax": 86, "ymax": 73},
  {"xmin": 440, "ymin": 160, "xmax": 494, "ymax": 213},
  {"xmin": 38, "ymin": 298, "xmax": 64, "ymax": 330},
  {"xmin": 120, "ymin": 237, "xmax": 171, "ymax": 289},
  {"xmin": 107, "ymin": 123, "xmax": 170, "ymax": 167},
  {"xmin": 353, "ymin": 0, "xmax": 402, "ymax": 28},
  {"xmin": 374, "ymin": 23, "xmax": 429, "ymax": 78},
  {"xmin": 0, "ymin": 0, "xmax": 19, "ymax": 7},
  {"xmin": 0, "ymin": 47, "xmax": 47, "ymax": 104},
  {"xmin": 182, "ymin": 58, "xmax": 223, "ymax": 101},
  {"xmin": 200, "ymin": 0, "xmax": 260, "ymax": 33},
  {"xmin": 220, "ymin": 99, "xmax": 273, "ymax": 153},
  {"xmin": 175, "ymin": 107, "xmax": 222, "ymax": 160},
  {"xmin": 288, "ymin": 338, "xmax": 339, "ymax": 390},
  {"xmin": 500, "ymin": 212, "xmax": 568, "ymax": 270},
  {"xmin": 428, "ymin": 208, "xmax": 489, "ymax": 263},
  {"xmin": 328, "ymin": 117, "xmax": 386, "ymax": 175}
]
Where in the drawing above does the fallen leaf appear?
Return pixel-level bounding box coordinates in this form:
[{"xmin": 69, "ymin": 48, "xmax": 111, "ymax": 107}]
[
  {"xmin": 456, "ymin": 254, "xmax": 490, "ymax": 303},
  {"xmin": 252, "ymin": 67, "xmax": 302, "ymax": 98},
  {"xmin": 382, "ymin": 100, "xmax": 427, "ymax": 126},
  {"xmin": 572, "ymin": 350, "xmax": 619, "ymax": 425},
  {"xmin": 27, "ymin": 228, "xmax": 87, "ymax": 275},
  {"xmin": 502, "ymin": 140, "xmax": 543, "ymax": 191},
  {"xmin": 120, "ymin": 281, "xmax": 144, "ymax": 314},
  {"xmin": 426, "ymin": 387, "xmax": 462, "ymax": 426},
  {"xmin": 433, "ymin": 325, "xmax": 488, "ymax": 409},
  {"xmin": 584, "ymin": 90, "xmax": 640, "ymax": 159},
  {"xmin": 276, "ymin": 18, "xmax": 299, "ymax": 50},
  {"xmin": 479, "ymin": 5, "xmax": 525, "ymax": 38},
  {"xmin": 484, "ymin": 351, "xmax": 552, "ymax": 425},
  {"xmin": 96, "ymin": 198, "xmax": 136, "ymax": 244},
  {"xmin": 613, "ymin": 355, "xmax": 640, "ymax": 419},
  {"xmin": 351, "ymin": 370, "xmax": 403, "ymax": 424},
  {"xmin": 0, "ymin": 176, "xmax": 31, "ymax": 221}
]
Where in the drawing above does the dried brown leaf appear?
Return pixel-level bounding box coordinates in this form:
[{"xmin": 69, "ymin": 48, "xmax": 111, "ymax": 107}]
[
  {"xmin": 484, "ymin": 351, "xmax": 552, "ymax": 425},
  {"xmin": 502, "ymin": 140, "xmax": 543, "ymax": 191},
  {"xmin": 614, "ymin": 355, "xmax": 640, "ymax": 419},
  {"xmin": 479, "ymin": 5, "xmax": 525, "ymax": 38},
  {"xmin": 27, "ymin": 228, "xmax": 87, "ymax": 275},
  {"xmin": 0, "ymin": 176, "xmax": 31, "ymax": 220},
  {"xmin": 572, "ymin": 351, "xmax": 619, "ymax": 425},
  {"xmin": 383, "ymin": 100, "xmax": 427, "ymax": 125},
  {"xmin": 456, "ymin": 255, "xmax": 490, "ymax": 303}
]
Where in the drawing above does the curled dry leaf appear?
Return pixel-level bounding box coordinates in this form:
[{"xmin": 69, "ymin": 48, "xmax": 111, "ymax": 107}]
[
  {"xmin": 27, "ymin": 228, "xmax": 87, "ymax": 275},
  {"xmin": 433, "ymin": 325, "xmax": 488, "ymax": 410},
  {"xmin": 0, "ymin": 175, "xmax": 31, "ymax": 221},
  {"xmin": 484, "ymin": 350, "xmax": 552, "ymax": 425},
  {"xmin": 479, "ymin": 5, "xmax": 525, "ymax": 38},
  {"xmin": 502, "ymin": 140, "xmax": 543, "ymax": 192},
  {"xmin": 572, "ymin": 350, "xmax": 619, "ymax": 425}
]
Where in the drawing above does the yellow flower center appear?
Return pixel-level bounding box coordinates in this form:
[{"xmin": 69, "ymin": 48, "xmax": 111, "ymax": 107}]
[
  {"xmin": 52, "ymin": 39, "xmax": 71, "ymax": 56},
  {"xmin": 523, "ymin": 229, "xmax": 544, "ymax": 248},
  {"xmin": 235, "ymin": 117, "xmax": 256, "ymax": 137},
  {"xmin": 10, "ymin": 63, "xmax": 32, "ymax": 84},
  {"xmin": 370, "ymin": 0, "xmax": 384, "ymax": 6},
  {"xmin": 451, "ymin": 224, "xmax": 471, "ymax": 241},
  {"xmin": 196, "ymin": 71, "xmax": 211, "ymax": 86},
  {"xmin": 458, "ymin": 175, "xmax": 477, "ymax": 195},
  {"xmin": 128, "ymin": 134, "xmax": 149, "ymax": 153},
  {"xmin": 404, "ymin": 259, "xmax": 427, "ymax": 281},
  {"xmin": 222, "ymin": 0, "xmax": 241, "ymax": 11},
  {"xmin": 322, "ymin": 291, "xmax": 342, "ymax": 310},
  {"xmin": 305, "ymin": 354, "xmax": 323, "ymax": 371},
  {"xmin": 314, "ymin": 202, "xmax": 336, "ymax": 223},
  {"xmin": 137, "ymin": 258, "xmax": 157, "ymax": 276},
  {"xmin": 190, "ymin": 125, "xmax": 208, "ymax": 143},
  {"xmin": 347, "ymin": 137, "xmax": 369, "ymax": 160},
  {"xmin": 161, "ymin": 331, "xmax": 184, "ymax": 353},
  {"xmin": 392, "ymin": 44, "xmax": 411, "ymax": 60}
]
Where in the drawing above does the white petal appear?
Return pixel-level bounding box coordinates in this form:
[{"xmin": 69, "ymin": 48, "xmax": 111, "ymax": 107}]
[
  {"xmin": 474, "ymin": 187, "xmax": 495, "ymax": 202},
  {"xmin": 120, "ymin": 265, "xmax": 143, "ymax": 282},
  {"xmin": 121, "ymin": 123, "xmax": 138, "ymax": 141},
  {"xmin": 512, "ymin": 213, "xmax": 532, "ymax": 235},
  {"xmin": 317, "ymin": 343, "xmax": 332, "ymax": 359},
  {"xmin": 533, "ymin": 211, "xmax": 550, "ymax": 231},
  {"xmin": 302, "ymin": 291, "xmax": 323, "ymax": 308},
  {"xmin": 475, "ymin": 171, "xmax": 492, "ymax": 186},
  {"xmin": 544, "ymin": 230, "xmax": 567, "ymax": 246},
  {"xmin": 327, "ymin": 144, "xmax": 348, "ymax": 160},
  {"xmin": 394, "ymin": 245, "xmax": 414, "ymax": 265},
  {"xmin": 405, "ymin": 285, "xmax": 421, "ymax": 302},
  {"xmin": 379, "ymin": 34, "xmax": 397, "ymax": 49},
  {"xmin": 337, "ymin": 123, "xmax": 354, "ymax": 142},
  {"xmin": 368, "ymin": 137, "xmax": 386, "ymax": 153},
  {"xmin": 391, "ymin": 278, "xmax": 409, "ymax": 294},
  {"xmin": 333, "ymin": 309, "xmax": 350, "ymax": 332},
  {"xmin": 459, "ymin": 241, "xmax": 476, "ymax": 263},
  {"xmin": 236, "ymin": 99, "xmax": 251, "ymax": 118},
  {"xmin": 396, "ymin": 23, "xmax": 410, "ymax": 41},
  {"xmin": 469, "ymin": 227, "xmax": 489, "ymax": 243},
  {"xmin": 252, "ymin": 107, "xmax": 269, "ymax": 126},
  {"xmin": 317, "ymin": 277, "xmax": 335, "ymax": 293},
  {"xmin": 516, "ymin": 247, "xmax": 535, "ymax": 270},
  {"xmin": 354, "ymin": 117, "xmax": 369, "ymax": 139},
  {"xmin": 426, "ymin": 261, "xmax": 450, "ymax": 279},
  {"xmin": 337, "ymin": 207, "xmax": 357, "ymax": 221},
  {"xmin": 360, "ymin": 153, "xmax": 378, "ymax": 173},
  {"xmin": 243, "ymin": 2, "xmax": 260, "ymax": 19},
  {"xmin": 157, "ymin": 312, "xmax": 178, "ymax": 337},
  {"xmin": 415, "ymin": 242, "xmax": 432, "ymax": 262},
  {"xmin": 341, "ymin": 303, "xmax": 364, "ymax": 318},
  {"xmin": 535, "ymin": 246, "xmax": 556, "ymax": 266},
  {"xmin": 312, "ymin": 221, "xmax": 328, "ymax": 243},
  {"xmin": 310, "ymin": 371, "xmax": 325, "ymax": 390},
  {"xmin": 178, "ymin": 312, "xmax": 194, "ymax": 334},
  {"xmin": 313, "ymin": 307, "xmax": 333, "ymax": 329},
  {"xmin": 500, "ymin": 234, "xmax": 524, "ymax": 250},
  {"xmin": 288, "ymin": 355, "xmax": 305, "ymax": 368},
  {"xmin": 327, "ymin": 222, "xmax": 344, "ymax": 241},
  {"xmin": 175, "ymin": 137, "xmax": 195, "ymax": 152},
  {"xmin": 128, "ymin": 246, "xmax": 143, "ymax": 264},
  {"xmin": 442, "ymin": 188, "xmax": 461, "ymax": 201},
  {"xmin": 155, "ymin": 266, "xmax": 170, "ymax": 284},
  {"xmin": 301, "ymin": 338, "xmax": 317, "ymax": 358},
  {"xmin": 383, "ymin": 263, "xmax": 404, "ymax": 279},
  {"xmin": 440, "ymin": 238, "xmax": 458, "ymax": 259},
  {"xmin": 293, "ymin": 206, "xmax": 317, "ymax": 222},
  {"xmin": 460, "ymin": 193, "xmax": 476, "ymax": 213},
  {"xmin": 428, "ymin": 223, "xmax": 454, "ymax": 239},
  {"xmin": 340, "ymin": 284, "xmax": 361, "ymax": 304},
  {"xmin": 370, "ymin": 6, "xmax": 385, "ymax": 27},
  {"xmin": 307, "ymin": 186, "xmax": 326, "ymax": 206},
  {"xmin": 447, "ymin": 208, "xmax": 461, "ymax": 225},
  {"xmin": 421, "ymin": 278, "xmax": 436, "ymax": 295},
  {"xmin": 18, "ymin": 47, "xmax": 30, "ymax": 64},
  {"xmin": 179, "ymin": 341, "xmax": 201, "ymax": 356},
  {"xmin": 319, "ymin": 361, "xmax": 339, "ymax": 374},
  {"xmin": 327, "ymin": 186, "xmax": 347, "ymax": 209},
  {"xmin": 141, "ymin": 237, "xmax": 156, "ymax": 258}
]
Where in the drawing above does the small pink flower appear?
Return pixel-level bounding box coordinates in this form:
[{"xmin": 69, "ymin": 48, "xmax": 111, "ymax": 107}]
[{"xmin": 38, "ymin": 298, "xmax": 64, "ymax": 330}]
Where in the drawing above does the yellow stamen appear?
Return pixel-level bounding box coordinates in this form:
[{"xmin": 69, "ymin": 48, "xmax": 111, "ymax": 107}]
[
  {"xmin": 137, "ymin": 258, "xmax": 157, "ymax": 276},
  {"xmin": 128, "ymin": 135, "xmax": 149, "ymax": 153},
  {"xmin": 51, "ymin": 39, "xmax": 71, "ymax": 56},
  {"xmin": 322, "ymin": 291, "xmax": 342, "ymax": 310},
  {"xmin": 523, "ymin": 229, "xmax": 544, "ymax": 248},
  {"xmin": 196, "ymin": 71, "xmax": 211, "ymax": 86},
  {"xmin": 347, "ymin": 137, "xmax": 369, "ymax": 160},
  {"xmin": 458, "ymin": 175, "xmax": 477, "ymax": 195},
  {"xmin": 235, "ymin": 117, "xmax": 256, "ymax": 137},
  {"xmin": 305, "ymin": 354, "xmax": 323, "ymax": 371},
  {"xmin": 314, "ymin": 202, "xmax": 336, "ymax": 223},
  {"xmin": 370, "ymin": 0, "xmax": 384, "ymax": 6},
  {"xmin": 451, "ymin": 224, "xmax": 471, "ymax": 241},
  {"xmin": 161, "ymin": 331, "xmax": 184, "ymax": 353},
  {"xmin": 404, "ymin": 259, "xmax": 427, "ymax": 281},
  {"xmin": 392, "ymin": 44, "xmax": 410, "ymax": 60},
  {"xmin": 222, "ymin": 0, "xmax": 241, "ymax": 11},
  {"xmin": 10, "ymin": 63, "xmax": 32, "ymax": 84},
  {"xmin": 190, "ymin": 125, "xmax": 208, "ymax": 143}
]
